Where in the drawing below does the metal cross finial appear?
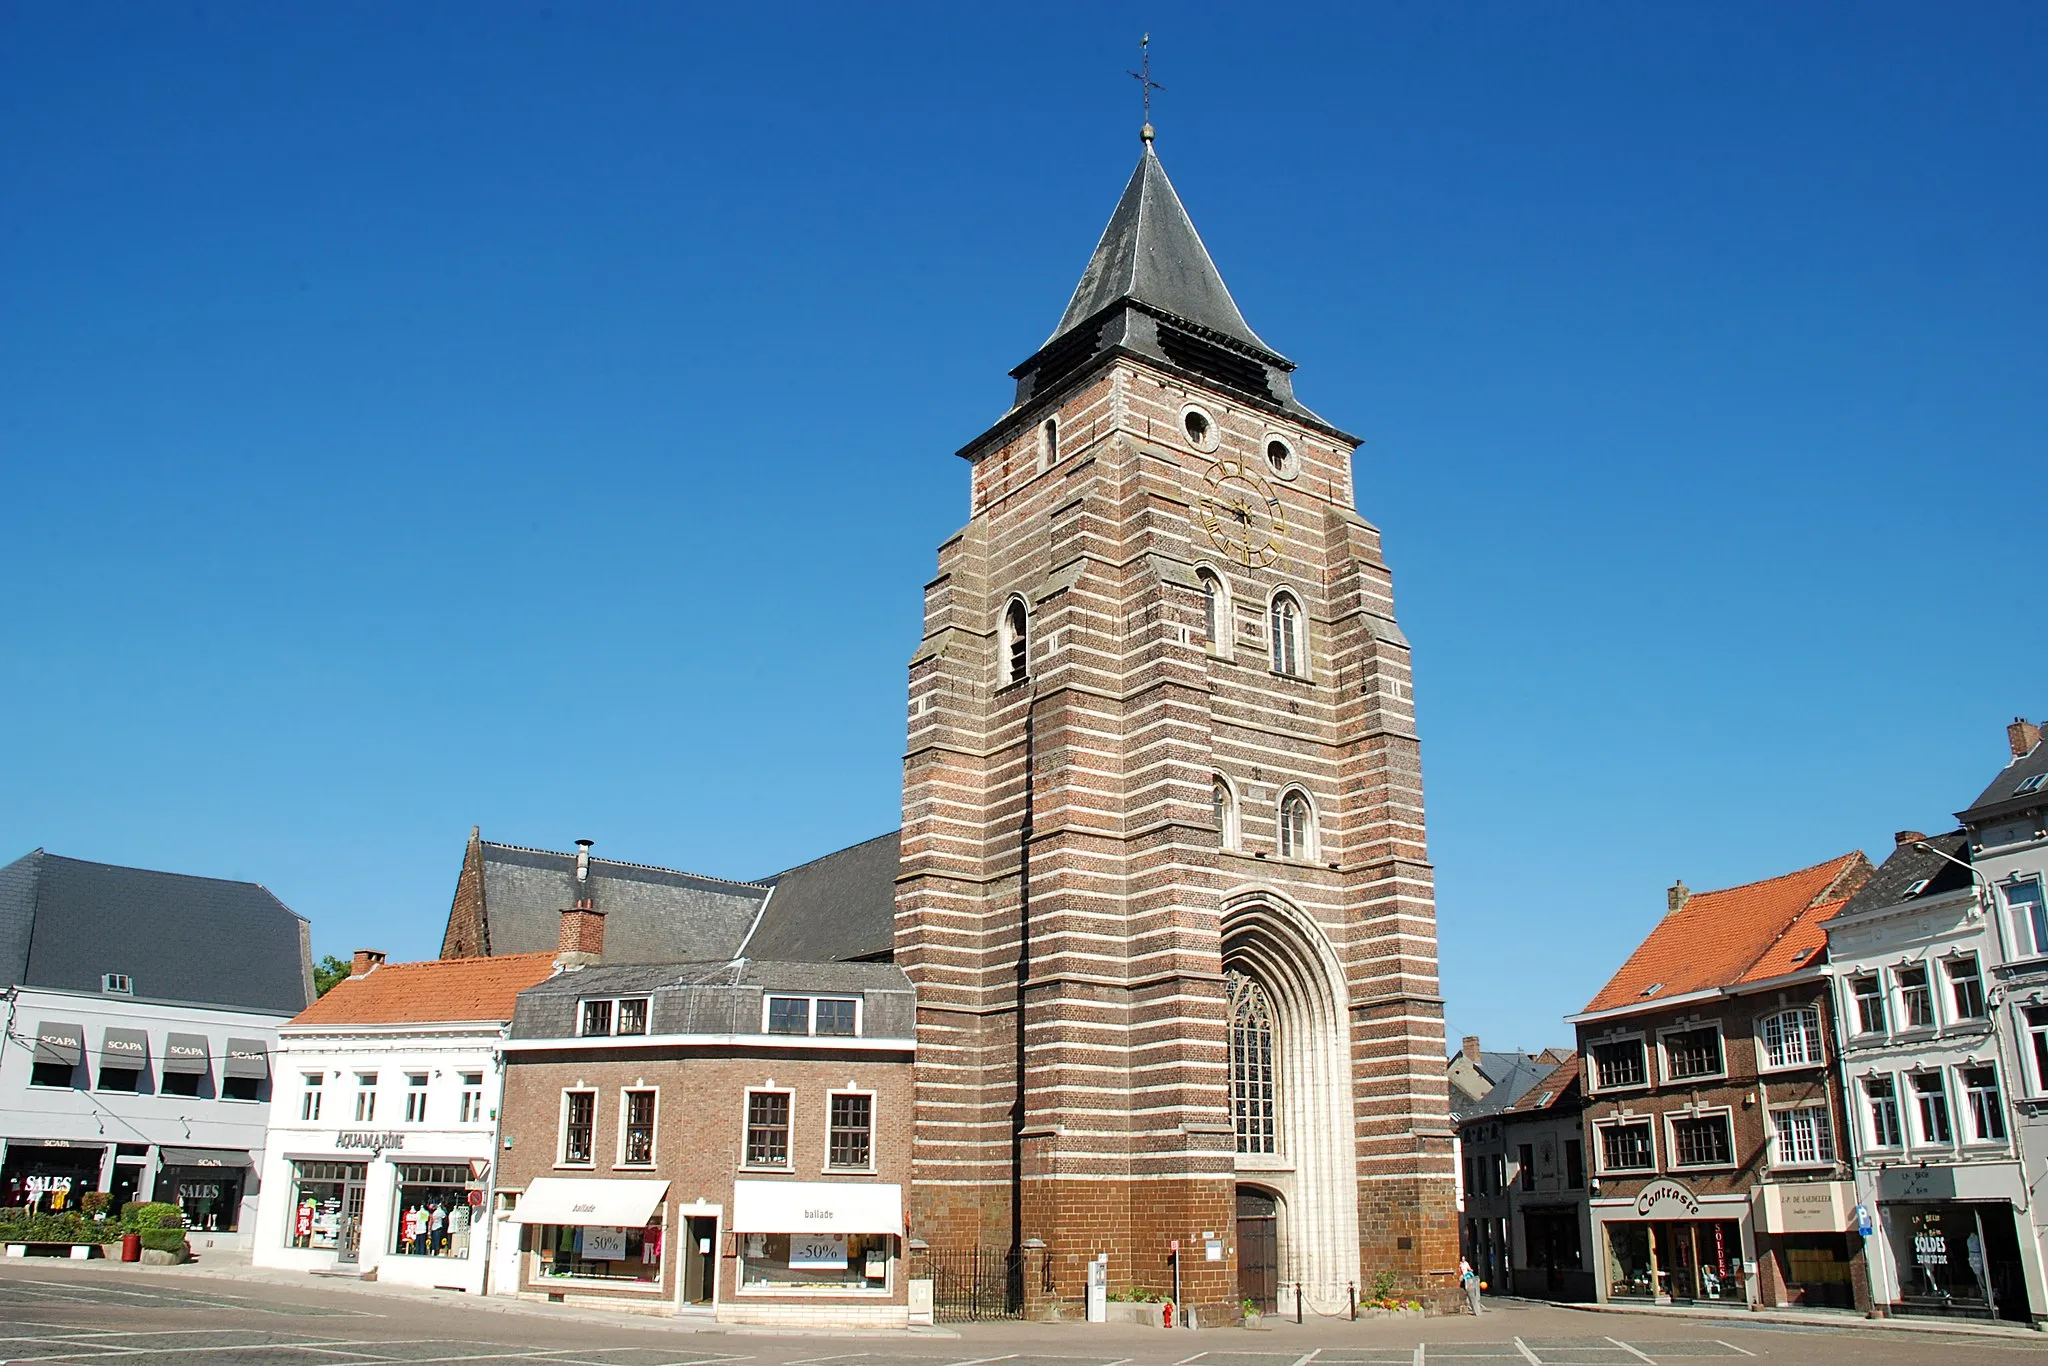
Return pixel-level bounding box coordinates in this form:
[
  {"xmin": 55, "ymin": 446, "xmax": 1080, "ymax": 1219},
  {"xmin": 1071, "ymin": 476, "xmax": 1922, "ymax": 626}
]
[{"xmin": 1128, "ymin": 33, "xmax": 1164, "ymax": 143}]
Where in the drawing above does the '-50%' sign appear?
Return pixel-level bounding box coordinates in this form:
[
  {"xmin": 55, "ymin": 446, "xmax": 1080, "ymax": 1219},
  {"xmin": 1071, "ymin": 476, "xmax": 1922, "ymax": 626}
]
[{"xmin": 788, "ymin": 1234, "xmax": 848, "ymax": 1269}]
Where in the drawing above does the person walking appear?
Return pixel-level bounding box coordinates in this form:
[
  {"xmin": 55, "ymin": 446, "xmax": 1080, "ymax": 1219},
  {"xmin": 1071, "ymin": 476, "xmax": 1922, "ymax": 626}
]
[{"xmin": 1460, "ymin": 1257, "xmax": 1483, "ymax": 1315}]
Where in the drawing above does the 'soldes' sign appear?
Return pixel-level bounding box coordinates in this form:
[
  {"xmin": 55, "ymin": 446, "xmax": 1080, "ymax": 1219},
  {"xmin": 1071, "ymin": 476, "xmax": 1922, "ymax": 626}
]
[{"xmin": 1635, "ymin": 1180, "xmax": 1702, "ymax": 1218}]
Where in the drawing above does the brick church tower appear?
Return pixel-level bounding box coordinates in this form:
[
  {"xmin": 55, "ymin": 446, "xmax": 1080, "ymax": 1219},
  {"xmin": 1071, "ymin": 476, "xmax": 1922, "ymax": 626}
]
[{"xmin": 895, "ymin": 131, "xmax": 1458, "ymax": 1317}]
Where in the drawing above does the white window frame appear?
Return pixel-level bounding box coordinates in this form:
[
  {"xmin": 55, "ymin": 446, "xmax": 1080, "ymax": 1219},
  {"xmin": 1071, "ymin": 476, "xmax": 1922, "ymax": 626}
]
[
  {"xmin": 458, "ymin": 1071, "xmax": 485, "ymax": 1125},
  {"xmin": 2027, "ymin": 1006, "xmax": 2048, "ymax": 1095},
  {"xmin": 1587, "ymin": 1033, "xmax": 1650, "ymax": 1094},
  {"xmin": 353, "ymin": 1073, "xmax": 378, "ymax": 1123},
  {"xmin": 1758, "ymin": 1006, "xmax": 1825, "ymax": 1071},
  {"xmin": 741, "ymin": 1086, "xmax": 794, "ymax": 1170},
  {"xmin": 760, "ymin": 995, "xmax": 863, "ymax": 1037},
  {"xmin": 1212, "ymin": 774, "xmax": 1240, "ymax": 852},
  {"xmin": 1909, "ymin": 1070, "xmax": 1954, "ymax": 1148},
  {"xmin": 1895, "ymin": 962, "xmax": 1937, "ymax": 1031},
  {"xmin": 1657, "ymin": 1021, "xmax": 1728, "ymax": 1085},
  {"xmin": 1268, "ymin": 588, "xmax": 1306, "ymax": 678},
  {"xmin": 1195, "ymin": 565, "xmax": 1233, "ymax": 659},
  {"xmin": 1591, "ymin": 1116, "xmax": 1657, "ymax": 1175},
  {"xmin": 1275, "ymin": 786, "xmax": 1318, "ymax": 862},
  {"xmin": 824, "ymin": 1087, "xmax": 877, "ymax": 1173},
  {"xmin": 301, "ymin": 1074, "xmax": 324, "ymax": 1123},
  {"xmin": 1848, "ymin": 972, "xmax": 1889, "ymax": 1037},
  {"xmin": 558, "ymin": 1087, "xmax": 598, "ymax": 1168},
  {"xmin": 1863, "ymin": 1074, "xmax": 1904, "ymax": 1150},
  {"xmin": 617, "ymin": 1086, "xmax": 660, "ymax": 1168},
  {"xmin": 403, "ymin": 1072, "xmax": 428, "ymax": 1124},
  {"xmin": 1769, "ymin": 1102, "xmax": 1836, "ymax": 1169},
  {"xmin": 578, "ymin": 996, "xmax": 651, "ymax": 1037},
  {"xmin": 1943, "ymin": 954, "xmax": 1987, "ymax": 1021},
  {"xmin": 1665, "ymin": 1107, "xmax": 1738, "ymax": 1171},
  {"xmin": 1960, "ymin": 1065, "xmax": 2009, "ymax": 1145},
  {"xmin": 2006, "ymin": 877, "xmax": 2047, "ymax": 959}
]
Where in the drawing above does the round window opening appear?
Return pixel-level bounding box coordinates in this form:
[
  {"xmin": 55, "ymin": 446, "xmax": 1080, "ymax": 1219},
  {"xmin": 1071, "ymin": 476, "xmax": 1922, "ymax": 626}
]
[
  {"xmin": 1183, "ymin": 408, "xmax": 1212, "ymax": 448},
  {"xmin": 1266, "ymin": 438, "xmax": 1294, "ymax": 476}
]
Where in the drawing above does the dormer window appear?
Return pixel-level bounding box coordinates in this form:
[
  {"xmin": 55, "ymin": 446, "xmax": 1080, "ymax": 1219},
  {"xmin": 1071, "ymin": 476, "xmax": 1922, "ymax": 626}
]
[
  {"xmin": 101, "ymin": 973, "xmax": 133, "ymax": 995},
  {"xmin": 580, "ymin": 997, "xmax": 650, "ymax": 1037},
  {"xmin": 764, "ymin": 995, "xmax": 861, "ymax": 1037}
]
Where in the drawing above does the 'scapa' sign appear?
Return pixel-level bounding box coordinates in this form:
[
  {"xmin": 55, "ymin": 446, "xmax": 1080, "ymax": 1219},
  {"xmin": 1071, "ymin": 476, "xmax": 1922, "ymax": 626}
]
[{"xmin": 1635, "ymin": 1180, "xmax": 1702, "ymax": 1218}]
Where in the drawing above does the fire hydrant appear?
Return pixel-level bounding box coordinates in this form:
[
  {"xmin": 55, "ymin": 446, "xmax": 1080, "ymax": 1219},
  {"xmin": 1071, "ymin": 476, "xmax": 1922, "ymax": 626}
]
[{"xmin": 1163, "ymin": 1301, "xmax": 1174, "ymax": 1328}]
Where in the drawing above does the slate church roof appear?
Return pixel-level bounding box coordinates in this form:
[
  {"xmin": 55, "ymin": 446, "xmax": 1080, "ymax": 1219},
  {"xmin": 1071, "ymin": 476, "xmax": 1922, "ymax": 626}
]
[
  {"xmin": 0, "ymin": 849, "xmax": 314, "ymax": 1014},
  {"xmin": 440, "ymin": 828, "xmax": 900, "ymax": 967}
]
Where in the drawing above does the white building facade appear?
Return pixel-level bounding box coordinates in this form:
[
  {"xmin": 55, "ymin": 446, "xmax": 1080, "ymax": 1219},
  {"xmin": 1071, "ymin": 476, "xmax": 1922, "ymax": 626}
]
[{"xmin": 1824, "ymin": 831, "xmax": 2040, "ymax": 1323}]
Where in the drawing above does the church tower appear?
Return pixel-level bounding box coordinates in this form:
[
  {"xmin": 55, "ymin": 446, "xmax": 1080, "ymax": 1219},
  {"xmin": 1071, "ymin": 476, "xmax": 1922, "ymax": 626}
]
[{"xmin": 895, "ymin": 132, "xmax": 1457, "ymax": 1317}]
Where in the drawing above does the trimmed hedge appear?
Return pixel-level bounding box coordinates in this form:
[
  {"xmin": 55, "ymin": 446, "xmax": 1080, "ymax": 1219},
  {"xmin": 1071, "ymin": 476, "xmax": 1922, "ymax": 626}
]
[
  {"xmin": 120, "ymin": 1201, "xmax": 185, "ymax": 1230},
  {"xmin": 138, "ymin": 1228, "xmax": 189, "ymax": 1254},
  {"xmin": 0, "ymin": 1211, "xmax": 101, "ymax": 1243}
]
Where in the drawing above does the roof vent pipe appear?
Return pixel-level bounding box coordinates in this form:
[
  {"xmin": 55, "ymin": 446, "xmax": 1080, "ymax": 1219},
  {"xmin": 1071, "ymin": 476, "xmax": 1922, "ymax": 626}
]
[{"xmin": 575, "ymin": 839, "xmax": 593, "ymax": 883}]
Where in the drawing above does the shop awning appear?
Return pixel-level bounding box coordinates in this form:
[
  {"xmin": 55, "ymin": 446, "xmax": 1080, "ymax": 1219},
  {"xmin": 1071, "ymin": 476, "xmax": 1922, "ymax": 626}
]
[
  {"xmin": 508, "ymin": 1177, "xmax": 670, "ymax": 1227},
  {"xmin": 731, "ymin": 1180, "xmax": 903, "ymax": 1235},
  {"xmin": 34, "ymin": 1022, "xmax": 83, "ymax": 1066},
  {"xmin": 223, "ymin": 1037, "xmax": 269, "ymax": 1079},
  {"xmin": 101, "ymin": 1027, "xmax": 150, "ymax": 1068},
  {"xmin": 162, "ymin": 1033, "xmax": 211, "ymax": 1074},
  {"xmin": 158, "ymin": 1147, "xmax": 249, "ymax": 1168}
]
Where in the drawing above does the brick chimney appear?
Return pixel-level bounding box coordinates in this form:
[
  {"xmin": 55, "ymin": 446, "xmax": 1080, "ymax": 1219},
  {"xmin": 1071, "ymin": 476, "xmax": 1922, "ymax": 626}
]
[
  {"xmin": 556, "ymin": 898, "xmax": 606, "ymax": 968},
  {"xmin": 1894, "ymin": 830, "xmax": 1926, "ymax": 848},
  {"xmin": 1667, "ymin": 880, "xmax": 1691, "ymax": 914},
  {"xmin": 1460, "ymin": 1035, "xmax": 1481, "ymax": 1063},
  {"xmin": 351, "ymin": 949, "xmax": 386, "ymax": 976},
  {"xmin": 2012, "ymin": 717, "xmax": 2043, "ymax": 759}
]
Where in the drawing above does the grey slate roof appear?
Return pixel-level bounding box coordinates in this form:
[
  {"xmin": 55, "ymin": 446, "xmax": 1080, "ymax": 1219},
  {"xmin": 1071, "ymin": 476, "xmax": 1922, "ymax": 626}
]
[
  {"xmin": 477, "ymin": 843, "xmax": 769, "ymax": 963},
  {"xmin": 1958, "ymin": 739, "xmax": 2048, "ymax": 827},
  {"xmin": 1450, "ymin": 1052, "xmax": 1557, "ymax": 1124},
  {"xmin": 1051, "ymin": 145, "xmax": 1274, "ymax": 355},
  {"xmin": 510, "ymin": 958, "xmax": 915, "ymax": 1043},
  {"xmin": 0, "ymin": 850, "xmax": 312, "ymax": 1014},
  {"xmin": 741, "ymin": 831, "xmax": 899, "ymax": 963},
  {"xmin": 1840, "ymin": 831, "xmax": 1976, "ymax": 917}
]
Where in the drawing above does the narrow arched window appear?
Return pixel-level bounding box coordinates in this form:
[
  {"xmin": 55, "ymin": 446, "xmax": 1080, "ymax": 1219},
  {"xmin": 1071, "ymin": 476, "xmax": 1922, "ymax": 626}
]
[
  {"xmin": 1213, "ymin": 777, "xmax": 1237, "ymax": 850},
  {"xmin": 1278, "ymin": 789, "xmax": 1314, "ymax": 861},
  {"xmin": 1270, "ymin": 592, "xmax": 1304, "ymax": 676},
  {"xmin": 1002, "ymin": 599, "xmax": 1029, "ymax": 686},
  {"xmin": 1043, "ymin": 417, "xmax": 1059, "ymax": 466},
  {"xmin": 1227, "ymin": 969, "xmax": 1277, "ymax": 1155},
  {"xmin": 1198, "ymin": 569, "xmax": 1224, "ymax": 648}
]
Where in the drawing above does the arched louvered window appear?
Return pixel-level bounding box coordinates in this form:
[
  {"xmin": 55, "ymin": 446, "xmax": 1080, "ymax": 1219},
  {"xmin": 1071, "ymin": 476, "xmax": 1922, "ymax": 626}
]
[
  {"xmin": 1270, "ymin": 592, "xmax": 1304, "ymax": 676},
  {"xmin": 1213, "ymin": 777, "xmax": 1238, "ymax": 850},
  {"xmin": 1228, "ymin": 969, "xmax": 1278, "ymax": 1155},
  {"xmin": 1002, "ymin": 599, "xmax": 1029, "ymax": 686},
  {"xmin": 1278, "ymin": 789, "xmax": 1314, "ymax": 861},
  {"xmin": 1043, "ymin": 417, "xmax": 1059, "ymax": 465}
]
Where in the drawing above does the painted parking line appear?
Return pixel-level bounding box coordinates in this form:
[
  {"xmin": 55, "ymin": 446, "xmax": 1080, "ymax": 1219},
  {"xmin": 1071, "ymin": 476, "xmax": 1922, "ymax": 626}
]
[
  {"xmin": 536, "ymin": 1353, "xmax": 753, "ymax": 1366},
  {"xmin": 1604, "ymin": 1340, "xmax": 1654, "ymax": 1364}
]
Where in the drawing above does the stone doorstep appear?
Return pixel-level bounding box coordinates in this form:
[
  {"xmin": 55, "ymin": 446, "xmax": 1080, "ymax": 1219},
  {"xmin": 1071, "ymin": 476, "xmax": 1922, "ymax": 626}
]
[{"xmin": 1562, "ymin": 1297, "xmax": 2044, "ymax": 1340}]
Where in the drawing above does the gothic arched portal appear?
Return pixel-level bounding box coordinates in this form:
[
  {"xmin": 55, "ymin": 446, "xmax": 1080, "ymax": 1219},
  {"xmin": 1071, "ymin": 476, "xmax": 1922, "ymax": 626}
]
[{"xmin": 1222, "ymin": 896, "xmax": 1362, "ymax": 1303}]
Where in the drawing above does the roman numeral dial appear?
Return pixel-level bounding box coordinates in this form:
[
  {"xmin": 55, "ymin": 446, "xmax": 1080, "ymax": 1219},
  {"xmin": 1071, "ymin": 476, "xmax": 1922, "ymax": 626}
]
[{"xmin": 1197, "ymin": 460, "xmax": 1285, "ymax": 569}]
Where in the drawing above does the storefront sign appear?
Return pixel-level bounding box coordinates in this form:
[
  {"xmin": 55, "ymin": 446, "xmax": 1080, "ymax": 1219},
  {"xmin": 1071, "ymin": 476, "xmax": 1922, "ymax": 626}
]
[
  {"xmin": 1879, "ymin": 1166, "xmax": 1958, "ymax": 1201},
  {"xmin": 1754, "ymin": 1181, "xmax": 1852, "ymax": 1234},
  {"xmin": 336, "ymin": 1132, "xmax": 405, "ymax": 1151},
  {"xmin": 581, "ymin": 1226, "xmax": 630, "ymax": 1260},
  {"xmin": 1634, "ymin": 1180, "xmax": 1702, "ymax": 1219},
  {"xmin": 789, "ymin": 1233, "xmax": 849, "ymax": 1269}
]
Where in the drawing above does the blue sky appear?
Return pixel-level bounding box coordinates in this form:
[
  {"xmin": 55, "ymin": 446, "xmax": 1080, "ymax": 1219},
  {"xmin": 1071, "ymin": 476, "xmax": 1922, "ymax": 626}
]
[{"xmin": 3, "ymin": 3, "xmax": 2043, "ymax": 1051}]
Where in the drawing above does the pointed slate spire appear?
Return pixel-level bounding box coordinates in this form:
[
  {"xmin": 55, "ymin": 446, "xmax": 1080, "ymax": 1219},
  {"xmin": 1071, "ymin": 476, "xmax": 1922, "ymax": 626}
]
[
  {"xmin": 991, "ymin": 141, "xmax": 1342, "ymax": 440},
  {"xmin": 1048, "ymin": 143, "xmax": 1274, "ymax": 356}
]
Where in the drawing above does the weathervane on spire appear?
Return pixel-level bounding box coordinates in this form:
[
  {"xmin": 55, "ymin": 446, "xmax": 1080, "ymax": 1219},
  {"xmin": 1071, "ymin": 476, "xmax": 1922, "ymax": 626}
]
[{"xmin": 1128, "ymin": 33, "xmax": 1164, "ymax": 144}]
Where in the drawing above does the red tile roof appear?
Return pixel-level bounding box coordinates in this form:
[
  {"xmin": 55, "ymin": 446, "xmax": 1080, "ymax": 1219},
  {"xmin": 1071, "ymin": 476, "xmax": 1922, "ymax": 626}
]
[
  {"xmin": 1581, "ymin": 853, "xmax": 1870, "ymax": 1015},
  {"xmin": 289, "ymin": 952, "xmax": 558, "ymax": 1027},
  {"xmin": 1502, "ymin": 1054, "xmax": 1581, "ymax": 1114}
]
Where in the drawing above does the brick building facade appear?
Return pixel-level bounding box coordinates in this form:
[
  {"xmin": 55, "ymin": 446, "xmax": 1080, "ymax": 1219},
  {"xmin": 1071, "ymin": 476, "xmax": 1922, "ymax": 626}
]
[{"xmin": 895, "ymin": 133, "xmax": 1459, "ymax": 1319}]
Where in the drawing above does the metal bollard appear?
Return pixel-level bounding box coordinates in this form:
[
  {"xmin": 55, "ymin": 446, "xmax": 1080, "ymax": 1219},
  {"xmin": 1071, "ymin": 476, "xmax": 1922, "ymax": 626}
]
[
  {"xmin": 1349, "ymin": 1280, "xmax": 1356, "ymax": 1320},
  {"xmin": 1295, "ymin": 1281, "xmax": 1304, "ymax": 1324}
]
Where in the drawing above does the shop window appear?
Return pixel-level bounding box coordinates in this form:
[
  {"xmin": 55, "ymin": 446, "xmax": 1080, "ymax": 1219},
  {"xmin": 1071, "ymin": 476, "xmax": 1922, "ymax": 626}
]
[
  {"xmin": 1670, "ymin": 1113, "xmax": 1734, "ymax": 1168},
  {"xmin": 98, "ymin": 1064, "xmax": 141, "ymax": 1093},
  {"xmin": 1944, "ymin": 956, "xmax": 1986, "ymax": 1020},
  {"xmin": 1890, "ymin": 1205, "xmax": 1996, "ymax": 1312},
  {"xmin": 1663, "ymin": 1026, "xmax": 1725, "ymax": 1082},
  {"xmin": 1605, "ymin": 1223, "xmax": 1655, "ymax": 1300},
  {"xmin": 1897, "ymin": 965, "xmax": 1935, "ymax": 1029},
  {"xmin": 404, "ymin": 1074, "xmax": 428, "ymax": 1122},
  {"xmin": 1864, "ymin": 1076, "xmax": 1903, "ymax": 1148},
  {"xmin": 561, "ymin": 1090, "xmax": 596, "ymax": 1165},
  {"xmin": 739, "ymin": 1231, "xmax": 891, "ymax": 1291},
  {"xmin": 1759, "ymin": 1008, "xmax": 1823, "ymax": 1069},
  {"xmin": 1590, "ymin": 1038, "xmax": 1646, "ymax": 1091},
  {"xmin": 458, "ymin": 1072, "xmax": 484, "ymax": 1124},
  {"xmin": 828, "ymin": 1093, "xmax": 873, "ymax": 1169},
  {"xmin": 1517, "ymin": 1143, "xmax": 1536, "ymax": 1192},
  {"xmin": 1564, "ymin": 1138, "xmax": 1584, "ymax": 1190},
  {"xmin": 353, "ymin": 1074, "xmax": 377, "ymax": 1121},
  {"xmin": 287, "ymin": 1161, "xmax": 365, "ymax": 1250},
  {"xmin": 161, "ymin": 1070, "xmax": 202, "ymax": 1097},
  {"xmin": 745, "ymin": 1090, "xmax": 791, "ymax": 1167},
  {"xmin": 1850, "ymin": 975, "xmax": 1887, "ymax": 1035},
  {"xmin": 2006, "ymin": 878, "xmax": 2048, "ymax": 957},
  {"xmin": 536, "ymin": 1222, "xmax": 662, "ymax": 1286},
  {"xmin": 28, "ymin": 1059, "xmax": 73, "ymax": 1088},
  {"xmin": 390, "ymin": 1163, "xmax": 478, "ymax": 1258},
  {"xmin": 1912, "ymin": 1073, "xmax": 1952, "ymax": 1144},
  {"xmin": 301, "ymin": 1075, "xmax": 324, "ymax": 1122},
  {"xmin": 221, "ymin": 1074, "xmax": 261, "ymax": 1102},
  {"xmin": 767, "ymin": 997, "xmax": 810, "ymax": 1035},
  {"xmin": 1597, "ymin": 1121, "xmax": 1653, "ymax": 1172},
  {"xmin": 1771, "ymin": 1105, "xmax": 1835, "ymax": 1166},
  {"xmin": 621, "ymin": 1089, "xmax": 657, "ymax": 1165},
  {"xmin": 1961, "ymin": 1066, "xmax": 2007, "ymax": 1143},
  {"xmin": 162, "ymin": 1167, "xmax": 241, "ymax": 1232}
]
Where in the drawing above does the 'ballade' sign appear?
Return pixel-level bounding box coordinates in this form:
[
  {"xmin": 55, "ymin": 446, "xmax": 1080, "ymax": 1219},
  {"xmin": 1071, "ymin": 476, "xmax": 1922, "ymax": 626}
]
[{"xmin": 337, "ymin": 1131, "xmax": 405, "ymax": 1151}]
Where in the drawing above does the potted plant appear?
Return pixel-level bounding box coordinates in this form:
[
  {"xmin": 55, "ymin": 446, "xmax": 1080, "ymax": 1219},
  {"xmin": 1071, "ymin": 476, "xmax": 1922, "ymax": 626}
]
[{"xmin": 1242, "ymin": 1297, "xmax": 1263, "ymax": 1328}]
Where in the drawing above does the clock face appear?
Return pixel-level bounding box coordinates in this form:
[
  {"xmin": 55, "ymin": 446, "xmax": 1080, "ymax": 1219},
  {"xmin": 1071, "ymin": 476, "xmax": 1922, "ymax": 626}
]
[{"xmin": 1197, "ymin": 460, "xmax": 1285, "ymax": 568}]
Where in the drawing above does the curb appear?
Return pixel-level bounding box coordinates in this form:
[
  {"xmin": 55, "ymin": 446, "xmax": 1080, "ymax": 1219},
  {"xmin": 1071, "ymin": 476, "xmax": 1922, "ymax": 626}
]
[{"xmin": 1559, "ymin": 1298, "xmax": 2042, "ymax": 1341}]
